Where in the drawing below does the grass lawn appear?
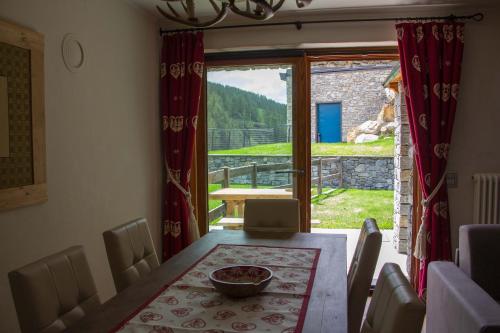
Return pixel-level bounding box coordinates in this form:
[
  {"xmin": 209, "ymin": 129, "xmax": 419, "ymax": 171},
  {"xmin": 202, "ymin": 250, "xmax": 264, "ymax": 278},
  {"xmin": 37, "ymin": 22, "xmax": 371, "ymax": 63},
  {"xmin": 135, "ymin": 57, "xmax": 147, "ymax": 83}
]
[
  {"xmin": 209, "ymin": 136, "xmax": 394, "ymax": 157},
  {"xmin": 312, "ymin": 189, "xmax": 394, "ymax": 229},
  {"xmin": 209, "ymin": 184, "xmax": 393, "ymax": 229}
]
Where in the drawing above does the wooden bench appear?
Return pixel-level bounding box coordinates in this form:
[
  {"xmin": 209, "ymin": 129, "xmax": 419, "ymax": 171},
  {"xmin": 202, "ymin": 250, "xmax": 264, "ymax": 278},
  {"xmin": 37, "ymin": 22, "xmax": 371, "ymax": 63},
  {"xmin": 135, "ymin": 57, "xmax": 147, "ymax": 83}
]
[{"xmin": 216, "ymin": 217, "xmax": 321, "ymax": 230}]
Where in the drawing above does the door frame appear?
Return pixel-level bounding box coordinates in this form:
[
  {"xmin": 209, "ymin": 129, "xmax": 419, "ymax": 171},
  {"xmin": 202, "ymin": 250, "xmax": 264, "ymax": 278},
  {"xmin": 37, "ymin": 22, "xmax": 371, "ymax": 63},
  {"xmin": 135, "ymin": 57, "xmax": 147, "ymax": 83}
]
[
  {"xmin": 195, "ymin": 56, "xmax": 311, "ymax": 235},
  {"xmin": 194, "ymin": 49, "xmax": 401, "ymax": 236}
]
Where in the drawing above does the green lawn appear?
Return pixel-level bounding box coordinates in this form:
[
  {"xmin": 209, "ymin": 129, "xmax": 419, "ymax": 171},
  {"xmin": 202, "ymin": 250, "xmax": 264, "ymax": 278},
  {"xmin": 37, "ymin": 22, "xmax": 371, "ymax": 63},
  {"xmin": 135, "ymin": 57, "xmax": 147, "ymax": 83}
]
[
  {"xmin": 209, "ymin": 184, "xmax": 394, "ymax": 229},
  {"xmin": 209, "ymin": 136, "xmax": 394, "ymax": 156},
  {"xmin": 312, "ymin": 189, "xmax": 394, "ymax": 229}
]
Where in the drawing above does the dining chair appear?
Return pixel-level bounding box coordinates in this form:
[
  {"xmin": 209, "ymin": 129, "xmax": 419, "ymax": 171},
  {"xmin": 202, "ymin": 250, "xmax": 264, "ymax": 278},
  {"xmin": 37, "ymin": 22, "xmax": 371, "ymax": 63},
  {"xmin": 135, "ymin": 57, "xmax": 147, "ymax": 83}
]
[
  {"xmin": 427, "ymin": 261, "xmax": 500, "ymax": 333},
  {"xmin": 459, "ymin": 224, "xmax": 500, "ymax": 301},
  {"xmin": 243, "ymin": 198, "xmax": 300, "ymax": 232},
  {"xmin": 103, "ymin": 217, "xmax": 159, "ymax": 292},
  {"xmin": 348, "ymin": 218, "xmax": 382, "ymax": 333},
  {"xmin": 8, "ymin": 246, "xmax": 101, "ymax": 333},
  {"xmin": 361, "ymin": 263, "xmax": 425, "ymax": 333}
]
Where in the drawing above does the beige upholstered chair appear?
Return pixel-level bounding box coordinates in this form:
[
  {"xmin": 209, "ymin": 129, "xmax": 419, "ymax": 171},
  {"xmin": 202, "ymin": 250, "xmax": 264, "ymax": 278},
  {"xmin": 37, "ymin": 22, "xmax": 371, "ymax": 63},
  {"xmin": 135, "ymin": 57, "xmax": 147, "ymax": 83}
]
[
  {"xmin": 459, "ymin": 224, "xmax": 500, "ymax": 301},
  {"xmin": 361, "ymin": 263, "xmax": 425, "ymax": 333},
  {"xmin": 427, "ymin": 261, "xmax": 500, "ymax": 333},
  {"xmin": 243, "ymin": 198, "xmax": 300, "ymax": 232},
  {"xmin": 348, "ymin": 218, "xmax": 382, "ymax": 333},
  {"xmin": 8, "ymin": 246, "xmax": 100, "ymax": 333},
  {"xmin": 103, "ymin": 217, "xmax": 159, "ymax": 292}
]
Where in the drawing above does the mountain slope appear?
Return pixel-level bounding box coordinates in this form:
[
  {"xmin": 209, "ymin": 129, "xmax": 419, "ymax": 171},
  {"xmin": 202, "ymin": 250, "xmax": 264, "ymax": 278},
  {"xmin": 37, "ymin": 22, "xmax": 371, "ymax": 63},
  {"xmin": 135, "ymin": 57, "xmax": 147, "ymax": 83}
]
[{"xmin": 207, "ymin": 82, "xmax": 286, "ymax": 131}]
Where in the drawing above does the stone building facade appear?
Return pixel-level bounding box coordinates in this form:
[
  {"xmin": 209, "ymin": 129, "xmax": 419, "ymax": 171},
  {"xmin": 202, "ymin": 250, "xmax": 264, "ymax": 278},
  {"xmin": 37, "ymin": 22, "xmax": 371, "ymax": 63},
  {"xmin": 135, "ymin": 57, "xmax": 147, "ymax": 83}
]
[
  {"xmin": 282, "ymin": 60, "xmax": 397, "ymax": 142},
  {"xmin": 392, "ymin": 81, "xmax": 414, "ymax": 254}
]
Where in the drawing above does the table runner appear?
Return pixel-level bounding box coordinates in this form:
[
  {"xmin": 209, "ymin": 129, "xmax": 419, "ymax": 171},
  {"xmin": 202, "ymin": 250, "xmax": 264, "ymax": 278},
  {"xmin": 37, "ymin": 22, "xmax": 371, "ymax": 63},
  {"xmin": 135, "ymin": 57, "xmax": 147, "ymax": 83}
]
[{"xmin": 112, "ymin": 244, "xmax": 321, "ymax": 333}]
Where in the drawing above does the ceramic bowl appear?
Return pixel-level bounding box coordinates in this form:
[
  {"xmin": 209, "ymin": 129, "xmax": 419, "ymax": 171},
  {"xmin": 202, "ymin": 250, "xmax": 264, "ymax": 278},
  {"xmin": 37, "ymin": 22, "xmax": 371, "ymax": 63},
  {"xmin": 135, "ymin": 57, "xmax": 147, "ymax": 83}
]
[{"xmin": 209, "ymin": 265, "xmax": 273, "ymax": 298}]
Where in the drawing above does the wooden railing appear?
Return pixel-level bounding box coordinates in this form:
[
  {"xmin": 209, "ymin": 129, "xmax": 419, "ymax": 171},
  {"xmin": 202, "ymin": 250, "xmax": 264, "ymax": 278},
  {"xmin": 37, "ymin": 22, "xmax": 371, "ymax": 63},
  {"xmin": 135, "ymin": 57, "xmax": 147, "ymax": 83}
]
[
  {"xmin": 208, "ymin": 162, "xmax": 292, "ymax": 186},
  {"xmin": 312, "ymin": 157, "xmax": 343, "ymax": 194},
  {"xmin": 208, "ymin": 157, "xmax": 343, "ymax": 222}
]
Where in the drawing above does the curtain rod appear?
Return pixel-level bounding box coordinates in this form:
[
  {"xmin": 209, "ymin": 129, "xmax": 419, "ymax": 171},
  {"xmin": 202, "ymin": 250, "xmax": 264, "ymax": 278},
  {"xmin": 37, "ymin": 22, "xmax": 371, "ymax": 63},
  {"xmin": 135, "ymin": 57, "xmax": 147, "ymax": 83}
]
[{"xmin": 159, "ymin": 12, "xmax": 484, "ymax": 35}]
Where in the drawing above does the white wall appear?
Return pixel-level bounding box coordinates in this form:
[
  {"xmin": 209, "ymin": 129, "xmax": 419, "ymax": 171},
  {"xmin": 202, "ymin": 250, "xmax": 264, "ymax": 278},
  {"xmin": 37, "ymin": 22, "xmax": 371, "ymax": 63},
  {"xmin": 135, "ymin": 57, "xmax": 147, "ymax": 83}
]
[
  {"xmin": 203, "ymin": 4, "xmax": 500, "ymax": 251},
  {"xmin": 0, "ymin": 1, "xmax": 161, "ymax": 332},
  {"xmin": 0, "ymin": 2, "xmax": 499, "ymax": 331},
  {"xmin": 447, "ymin": 6, "xmax": 500, "ymax": 249}
]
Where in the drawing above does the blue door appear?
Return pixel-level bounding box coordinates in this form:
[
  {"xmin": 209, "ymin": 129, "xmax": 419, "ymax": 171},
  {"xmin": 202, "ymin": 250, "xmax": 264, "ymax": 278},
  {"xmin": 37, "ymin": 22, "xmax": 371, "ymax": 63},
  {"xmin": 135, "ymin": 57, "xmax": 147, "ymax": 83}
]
[{"xmin": 317, "ymin": 103, "xmax": 342, "ymax": 143}]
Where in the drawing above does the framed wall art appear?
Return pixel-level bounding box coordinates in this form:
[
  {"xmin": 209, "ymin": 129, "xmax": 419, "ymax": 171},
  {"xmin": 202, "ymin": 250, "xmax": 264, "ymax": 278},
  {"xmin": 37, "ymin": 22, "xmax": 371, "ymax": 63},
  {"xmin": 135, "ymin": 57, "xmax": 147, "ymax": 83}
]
[{"xmin": 0, "ymin": 19, "xmax": 46, "ymax": 211}]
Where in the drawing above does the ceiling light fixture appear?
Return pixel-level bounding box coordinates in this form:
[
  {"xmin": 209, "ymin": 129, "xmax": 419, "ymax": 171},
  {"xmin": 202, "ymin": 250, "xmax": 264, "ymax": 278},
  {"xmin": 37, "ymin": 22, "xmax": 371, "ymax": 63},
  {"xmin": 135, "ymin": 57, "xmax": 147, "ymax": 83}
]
[{"xmin": 156, "ymin": 0, "xmax": 312, "ymax": 28}]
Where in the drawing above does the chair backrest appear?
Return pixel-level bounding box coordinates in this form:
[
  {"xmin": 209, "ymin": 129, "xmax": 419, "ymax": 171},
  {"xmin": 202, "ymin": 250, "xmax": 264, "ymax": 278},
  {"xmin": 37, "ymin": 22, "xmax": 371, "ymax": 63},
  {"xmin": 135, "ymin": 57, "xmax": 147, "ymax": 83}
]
[
  {"xmin": 243, "ymin": 199, "xmax": 300, "ymax": 232},
  {"xmin": 8, "ymin": 246, "xmax": 100, "ymax": 333},
  {"xmin": 361, "ymin": 263, "xmax": 425, "ymax": 333},
  {"xmin": 427, "ymin": 261, "xmax": 500, "ymax": 333},
  {"xmin": 103, "ymin": 217, "xmax": 159, "ymax": 292},
  {"xmin": 347, "ymin": 218, "xmax": 382, "ymax": 333},
  {"xmin": 459, "ymin": 224, "xmax": 500, "ymax": 301}
]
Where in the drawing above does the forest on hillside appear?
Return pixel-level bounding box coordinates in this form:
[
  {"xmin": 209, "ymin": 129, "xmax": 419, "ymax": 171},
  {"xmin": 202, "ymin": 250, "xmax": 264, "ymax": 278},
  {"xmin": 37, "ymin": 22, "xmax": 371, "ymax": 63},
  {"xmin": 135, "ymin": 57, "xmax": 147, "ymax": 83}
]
[{"xmin": 207, "ymin": 82, "xmax": 287, "ymax": 131}]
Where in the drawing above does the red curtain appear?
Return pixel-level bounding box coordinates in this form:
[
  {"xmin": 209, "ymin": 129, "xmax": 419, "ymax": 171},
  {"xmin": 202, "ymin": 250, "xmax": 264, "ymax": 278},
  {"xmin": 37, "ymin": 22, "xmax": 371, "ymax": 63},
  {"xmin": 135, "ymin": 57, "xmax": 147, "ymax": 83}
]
[
  {"xmin": 396, "ymin": 21, "xmax": 465, "ymax": 296},
  {"xmin": 161, "ymin": 31, "xmax": 204, "ymax": 261}
]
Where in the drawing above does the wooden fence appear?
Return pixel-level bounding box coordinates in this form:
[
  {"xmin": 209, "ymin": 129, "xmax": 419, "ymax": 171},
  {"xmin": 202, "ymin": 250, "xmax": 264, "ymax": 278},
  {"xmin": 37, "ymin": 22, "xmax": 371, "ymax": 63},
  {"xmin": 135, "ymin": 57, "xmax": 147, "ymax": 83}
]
[
  {"xmin": 208, "ymin": 157, "xmax": 342, "ymax": 222},
  {"xmin": 208, "ymin": 128, "xmax": 288, "ymax": 150}
]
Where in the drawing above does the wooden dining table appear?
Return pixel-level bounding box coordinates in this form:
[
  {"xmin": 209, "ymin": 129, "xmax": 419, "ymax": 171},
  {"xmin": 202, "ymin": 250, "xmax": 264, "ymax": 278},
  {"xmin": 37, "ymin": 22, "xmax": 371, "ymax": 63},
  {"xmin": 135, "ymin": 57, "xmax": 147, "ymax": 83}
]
[{"xmin": 65, "ymin": 230, "xmax": 347, "ymax": 333}]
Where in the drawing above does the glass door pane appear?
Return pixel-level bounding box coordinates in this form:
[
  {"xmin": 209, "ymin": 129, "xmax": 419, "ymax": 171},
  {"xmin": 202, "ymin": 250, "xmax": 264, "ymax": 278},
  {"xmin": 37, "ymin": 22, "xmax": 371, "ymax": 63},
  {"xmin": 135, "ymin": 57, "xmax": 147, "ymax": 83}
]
[
  {"xmin": 308, "ymin": 58, "xmax": 407, "ymax": 280},
  {"xmin": 309, "ymin": 59, "xmax": 398, "ymax": 230},
  {"xmin": 206, "ymin": 64, "xmax": 296, "ymax": 231}
]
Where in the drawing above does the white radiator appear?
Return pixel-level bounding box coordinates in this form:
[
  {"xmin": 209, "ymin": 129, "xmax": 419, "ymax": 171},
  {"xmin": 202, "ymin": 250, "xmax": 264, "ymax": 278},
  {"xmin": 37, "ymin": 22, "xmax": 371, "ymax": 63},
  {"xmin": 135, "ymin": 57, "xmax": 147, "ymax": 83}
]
[{"xmin": 473, "ymin": 173, "xmax": 500, "ymax": 225}]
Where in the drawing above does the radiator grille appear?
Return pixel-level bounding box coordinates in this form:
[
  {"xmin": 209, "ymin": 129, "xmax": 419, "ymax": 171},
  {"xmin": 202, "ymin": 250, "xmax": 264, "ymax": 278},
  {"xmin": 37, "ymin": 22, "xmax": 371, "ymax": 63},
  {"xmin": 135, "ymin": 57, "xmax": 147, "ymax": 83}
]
[{"xmin": 473, "ymin": 173, "xmax": 500, "ymax": 225}]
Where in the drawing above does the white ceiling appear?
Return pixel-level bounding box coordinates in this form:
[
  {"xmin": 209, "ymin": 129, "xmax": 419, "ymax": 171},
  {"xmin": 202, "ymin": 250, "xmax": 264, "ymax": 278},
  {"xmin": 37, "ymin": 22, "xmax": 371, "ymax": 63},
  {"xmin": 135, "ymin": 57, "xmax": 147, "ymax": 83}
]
[{"xmin": 130, "ymin": 0, "xmax": 493, "ymax": 25}]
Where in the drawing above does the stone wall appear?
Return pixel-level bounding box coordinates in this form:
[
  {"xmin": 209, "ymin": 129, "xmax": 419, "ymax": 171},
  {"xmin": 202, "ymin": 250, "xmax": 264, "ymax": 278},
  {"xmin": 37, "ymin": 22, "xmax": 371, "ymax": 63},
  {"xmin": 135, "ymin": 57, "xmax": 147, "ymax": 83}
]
[
  {"xmin": 342, "ymin": 156, "xmax": 394, "ymax": 190},
  {"xmin": 393, "ymin": 83, "xmax": 413, "ymax": 254},
  {"xmin": 209, "ymin": 155, "xmax": 292, "ymax": 187},
  {"xmin": 311, "ymin": 64, "xmax": 394, "ymax": 142},
  {"xmin": 282, "ymin": 61, "xmax": 397, "ymax": 142},
  {"xmin": 208, "ymin": 155, "xmax": 394, "ymax": 190}
]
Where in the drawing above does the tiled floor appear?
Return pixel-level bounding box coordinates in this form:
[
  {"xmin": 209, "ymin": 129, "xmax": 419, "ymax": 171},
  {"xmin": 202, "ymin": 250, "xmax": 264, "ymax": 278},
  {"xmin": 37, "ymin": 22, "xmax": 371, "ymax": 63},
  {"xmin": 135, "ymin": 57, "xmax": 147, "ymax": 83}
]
[{"xmin": 311, "ymin": 228, "xmax": 408, "ymax": 279}]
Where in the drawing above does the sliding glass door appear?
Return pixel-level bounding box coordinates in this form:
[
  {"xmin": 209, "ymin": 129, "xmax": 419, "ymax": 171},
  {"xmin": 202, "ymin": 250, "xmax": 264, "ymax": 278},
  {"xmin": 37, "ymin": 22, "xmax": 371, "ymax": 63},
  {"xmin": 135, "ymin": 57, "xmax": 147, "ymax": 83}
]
[{"xmin": 197, "ymin": 57, "xmax": 310, "ymax": 233}]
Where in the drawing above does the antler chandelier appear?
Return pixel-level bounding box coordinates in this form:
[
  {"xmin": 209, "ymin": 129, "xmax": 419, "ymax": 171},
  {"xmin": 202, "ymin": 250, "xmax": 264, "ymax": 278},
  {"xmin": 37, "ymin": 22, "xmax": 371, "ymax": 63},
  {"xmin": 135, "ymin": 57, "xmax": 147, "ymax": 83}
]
[{"xmin": 157, "ymin": 0, "xmax": 313, "ymax": 28}]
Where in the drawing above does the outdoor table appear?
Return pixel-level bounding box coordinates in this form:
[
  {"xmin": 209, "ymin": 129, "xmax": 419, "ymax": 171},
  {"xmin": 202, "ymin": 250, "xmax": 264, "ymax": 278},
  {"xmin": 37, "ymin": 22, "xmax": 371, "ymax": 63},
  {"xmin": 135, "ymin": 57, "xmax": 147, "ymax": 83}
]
[
  {"xmin": 64, "ymin": 230, "xmax": 347, "ymax": 333},
  {"xmin": 208, "ymin": 188, "xmax": 293, "ymax": 217}
]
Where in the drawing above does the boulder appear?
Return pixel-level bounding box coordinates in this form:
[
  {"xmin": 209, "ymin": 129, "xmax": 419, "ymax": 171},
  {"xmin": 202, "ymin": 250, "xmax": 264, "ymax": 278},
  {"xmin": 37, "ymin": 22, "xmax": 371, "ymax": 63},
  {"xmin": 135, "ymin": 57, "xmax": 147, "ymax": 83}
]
[
  {"xmin": 347, "ymin": 97, "xmax": 396, "ymax": 142},
  {"xmin": 383, "ymin": 104, "xmax": 395, "ymax": 122},
  {"xmin": 355, "ymin": 134, "xmax": 379, "ymax": 144},
  {"xmin": 347, "ymin": 128, "xmax": 360, "ymax": 143},
  {"xmin": 380, "ymin": 122, "xmax": 396, "ymax": 136},
  {"xmin": 377, "ymin": 103, "xmax": 395, "ymax": 123},
  {"xmin": 357, "ymin": 120, "xmax": 381, "ymax": 135}
]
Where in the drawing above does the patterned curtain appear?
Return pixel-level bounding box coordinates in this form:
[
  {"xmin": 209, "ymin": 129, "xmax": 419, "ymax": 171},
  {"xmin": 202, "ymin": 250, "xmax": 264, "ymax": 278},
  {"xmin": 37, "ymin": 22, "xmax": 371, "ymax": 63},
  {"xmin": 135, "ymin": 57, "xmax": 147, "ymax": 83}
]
[
  {"xmin": 396, "ymin": 21, "xmax": 465, "ymax": 296},
  {"xmin": 161, "ymin": 31, "xmax": 204, "ymax": 261}
]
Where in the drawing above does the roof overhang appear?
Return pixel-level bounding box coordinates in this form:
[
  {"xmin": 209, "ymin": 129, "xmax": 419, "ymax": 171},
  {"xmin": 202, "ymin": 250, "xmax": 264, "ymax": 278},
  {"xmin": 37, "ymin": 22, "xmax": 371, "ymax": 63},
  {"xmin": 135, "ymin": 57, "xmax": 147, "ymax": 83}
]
[{"xmin": 383, "ymin": 64, "xmax": 402, "ymax": 92}]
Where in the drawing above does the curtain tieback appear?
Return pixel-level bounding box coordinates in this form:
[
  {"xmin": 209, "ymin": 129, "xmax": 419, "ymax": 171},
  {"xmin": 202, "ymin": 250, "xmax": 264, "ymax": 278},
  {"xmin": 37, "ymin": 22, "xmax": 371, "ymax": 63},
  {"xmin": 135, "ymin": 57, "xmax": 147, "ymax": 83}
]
[
  {"xmin": 164, "ymin": 158, "xmax": 200, "ymax": 242},
  {"xmin": 413, "ymin": 171, "xmax": 447, "ymax": 261}
]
